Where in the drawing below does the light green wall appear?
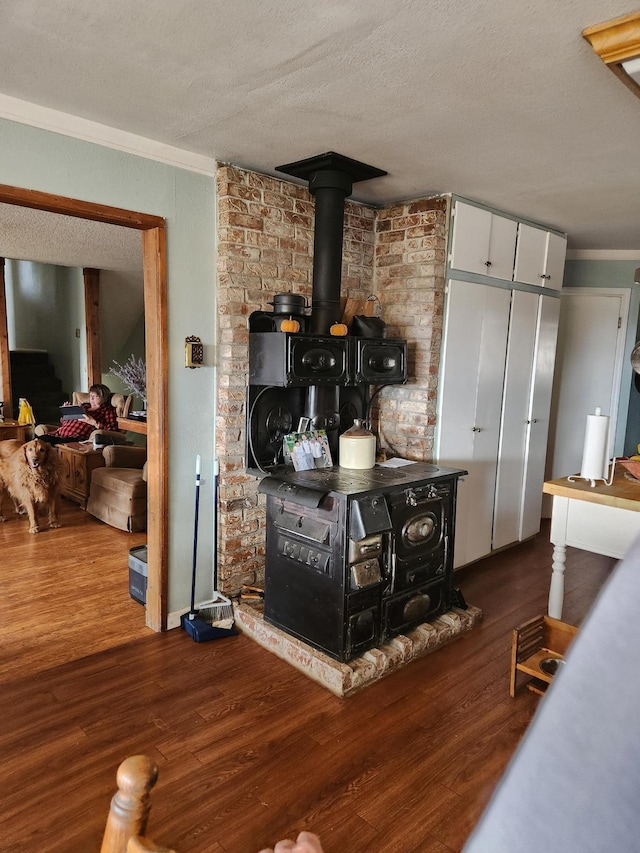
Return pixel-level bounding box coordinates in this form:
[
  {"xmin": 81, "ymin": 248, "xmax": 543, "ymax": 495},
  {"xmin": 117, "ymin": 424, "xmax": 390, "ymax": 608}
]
[
  {"xmin": 106, "ymin": 314, "xmax": 146, "ymax": 410},
  {"xmin": 0, "ymin": 117, "xmax": 217, "ymax": 615},
  {"xmin": 563, "ymin": 259, "xmax": 640, "ymax": 455},
  {"xmin": 5, "ymin": 260, "xmax": 85, "ymax": 397}
]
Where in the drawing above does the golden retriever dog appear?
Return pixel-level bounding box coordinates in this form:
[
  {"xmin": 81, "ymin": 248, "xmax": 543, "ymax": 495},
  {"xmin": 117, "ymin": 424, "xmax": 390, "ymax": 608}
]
[{"xmin": 0, "ymin": 438, "xmax": 61, "ymax": 533}]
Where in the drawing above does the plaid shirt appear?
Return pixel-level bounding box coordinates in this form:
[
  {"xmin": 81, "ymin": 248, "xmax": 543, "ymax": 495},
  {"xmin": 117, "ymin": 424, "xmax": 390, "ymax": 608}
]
[{"xmin": 53, "ymin": 402, "xmax": 118, "ymax": 440}]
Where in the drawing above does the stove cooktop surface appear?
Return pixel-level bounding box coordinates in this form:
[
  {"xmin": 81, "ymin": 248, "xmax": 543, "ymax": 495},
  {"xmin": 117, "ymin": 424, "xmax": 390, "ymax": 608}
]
[{"xmin": 267, "ymin": 461, "xmax": 466, "ymax": 496}]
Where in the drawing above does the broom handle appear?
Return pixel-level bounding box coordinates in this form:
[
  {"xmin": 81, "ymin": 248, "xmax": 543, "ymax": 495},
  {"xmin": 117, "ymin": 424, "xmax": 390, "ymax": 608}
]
[
  {"xmin": 213, "ymin": 457, "xmax": 219, "ymax": 592},
  {"xmin": 189, "ymin": 454, "xmax": 202, "ymax": 615}
]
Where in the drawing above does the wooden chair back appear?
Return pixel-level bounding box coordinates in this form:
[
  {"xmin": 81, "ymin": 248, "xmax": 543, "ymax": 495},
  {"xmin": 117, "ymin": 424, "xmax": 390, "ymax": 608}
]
[{"xmin": 101, "ymin": 755, "xmax": 175, "ymax": 853}]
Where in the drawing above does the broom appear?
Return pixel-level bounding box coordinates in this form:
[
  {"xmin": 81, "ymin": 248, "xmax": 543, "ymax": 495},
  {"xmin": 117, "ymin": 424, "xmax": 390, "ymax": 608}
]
[
  {"xmin": 181, "ymin": 455, "xmax": 236, "ymax": 642},
  {"xmin": 197, "ymin": 457, "xmax": 235, "ymax": 625}
]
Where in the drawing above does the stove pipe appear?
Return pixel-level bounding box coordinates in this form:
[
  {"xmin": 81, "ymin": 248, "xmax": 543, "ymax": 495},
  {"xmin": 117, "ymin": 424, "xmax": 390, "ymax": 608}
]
[{"xmin": 276, "ymin": 153, "xmax": 387, "ymax": 335}]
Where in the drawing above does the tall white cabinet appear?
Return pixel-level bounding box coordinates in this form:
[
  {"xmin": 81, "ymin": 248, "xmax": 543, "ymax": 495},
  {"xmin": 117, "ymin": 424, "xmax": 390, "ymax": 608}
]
[
  {"xmin": 436, "ymin": 199, "xmax": 565, "ymax": 568},
  {"xmin": 437, "ymin": 280, "xmax": 511, "ymax": 567}
]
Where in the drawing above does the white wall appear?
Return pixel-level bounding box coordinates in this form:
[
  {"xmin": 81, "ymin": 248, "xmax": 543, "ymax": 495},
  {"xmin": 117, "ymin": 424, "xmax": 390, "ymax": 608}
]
[{"xmin": 0, "ymin": 117, "xmax": 217, "ymax": 614}]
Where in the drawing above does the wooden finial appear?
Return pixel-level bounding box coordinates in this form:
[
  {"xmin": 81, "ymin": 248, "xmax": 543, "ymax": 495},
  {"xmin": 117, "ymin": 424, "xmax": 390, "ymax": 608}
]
[{"xmin": 100, "ymin": 755, "xmax": 159, "ymax": 853}]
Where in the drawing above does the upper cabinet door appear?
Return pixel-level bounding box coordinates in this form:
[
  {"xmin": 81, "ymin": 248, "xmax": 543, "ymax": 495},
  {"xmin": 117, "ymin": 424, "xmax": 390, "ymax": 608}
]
[
  {"xmin": 449, "ymin": 201, "xmax": 517, "ymax": 281},
  {"xmin": 543, "ymin": 232, "xmax": 567, "ymax": 291},
  {"xmin": 513, "ymin": 223, "xmax": 567, "ymax": 289},
  {"xmin": 449, "ymin": 202, "xmax": 492, "ymax": 276},
  {"xmin": 488, "ymin": 214, "xmax": 519, "ymax": 281},
  {"xmin": 513, "ymin": 223, "xmax": 548, "ymax": 285}
]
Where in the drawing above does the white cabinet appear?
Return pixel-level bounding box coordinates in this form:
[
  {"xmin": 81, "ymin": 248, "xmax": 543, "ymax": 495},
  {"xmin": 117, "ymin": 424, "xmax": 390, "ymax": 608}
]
[
  {"xmin": 437, "ymin": 280, "xmax": 511, "ymax": 567},
  {"xmin": 513, "ymin": 223, "xmax": 567, "ymax": 290},
  {"xmin": 493, "ymin": 291, "xmax": 560, "ymax": 549},
  {"xmin": 492, "ymin": 290, "xmax": 539, "ymax": 551},
  {"xmin": 449, "ymin": 199, "xmax": 567, "ymax": 290},
  {"xmin": 436, "ymin": 280, "xmax": 561, "ymax": 567},
  {"xmin": 449, "ymin": 201, "xmax": 518, "ymax": 281}
]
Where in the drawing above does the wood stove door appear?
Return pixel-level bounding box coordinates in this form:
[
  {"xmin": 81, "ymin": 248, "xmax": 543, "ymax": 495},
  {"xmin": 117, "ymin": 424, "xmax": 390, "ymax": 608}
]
[{"xmin": 389, "ymin": 486, "xmax": 450, "ymax": 592}]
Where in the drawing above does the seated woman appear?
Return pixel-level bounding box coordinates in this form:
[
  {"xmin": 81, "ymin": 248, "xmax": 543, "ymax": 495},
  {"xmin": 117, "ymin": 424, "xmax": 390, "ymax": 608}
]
[{"xmin": 40, "ymin": 384, "xmax": 118, "ymax": 445}]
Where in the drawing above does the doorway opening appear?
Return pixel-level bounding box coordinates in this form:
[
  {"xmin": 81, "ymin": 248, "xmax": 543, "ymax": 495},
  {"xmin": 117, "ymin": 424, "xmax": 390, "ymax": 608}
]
[{"xmin": 0, "ymin": 183, "xmax": 168, "ymax": 630}]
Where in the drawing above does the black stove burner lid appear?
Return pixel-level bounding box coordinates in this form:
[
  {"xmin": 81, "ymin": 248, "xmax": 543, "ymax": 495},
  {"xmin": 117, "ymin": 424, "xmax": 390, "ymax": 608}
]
[{"xmin": 260, "ymin": 461, "xmax": 467, "ymax": 498}]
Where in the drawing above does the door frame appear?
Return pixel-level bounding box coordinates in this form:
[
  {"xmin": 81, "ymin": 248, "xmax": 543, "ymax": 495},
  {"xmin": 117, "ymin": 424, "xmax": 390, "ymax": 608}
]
[{"xmin": 0, "ymin": 183, "xmax": 168, "ymax": 630}]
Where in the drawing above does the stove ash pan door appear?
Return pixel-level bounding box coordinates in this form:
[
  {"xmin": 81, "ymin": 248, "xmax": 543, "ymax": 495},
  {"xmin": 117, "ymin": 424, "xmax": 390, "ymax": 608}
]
[{"xmin": 383, "ymin": 578, "xmax": 448, "ymax": 639}]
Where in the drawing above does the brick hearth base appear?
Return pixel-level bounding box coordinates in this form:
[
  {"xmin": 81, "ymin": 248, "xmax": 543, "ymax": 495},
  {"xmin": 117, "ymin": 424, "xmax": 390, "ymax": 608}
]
[{"xmin": 233, "ymin": 602, "xmax": 483, "ymax": 697}]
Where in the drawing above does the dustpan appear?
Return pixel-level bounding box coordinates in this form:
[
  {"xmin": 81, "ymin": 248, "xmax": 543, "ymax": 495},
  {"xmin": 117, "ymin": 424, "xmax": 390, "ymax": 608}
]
[{"xmin": 181, "ymin": 455, "xmax": 237, "ymax": 642}]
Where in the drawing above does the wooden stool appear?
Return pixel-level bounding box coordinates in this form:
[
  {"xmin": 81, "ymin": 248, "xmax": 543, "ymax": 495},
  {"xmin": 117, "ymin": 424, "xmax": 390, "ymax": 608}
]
[{"xmin": 510, "ymin": 615, "xmax": 578, "ymax": 697}]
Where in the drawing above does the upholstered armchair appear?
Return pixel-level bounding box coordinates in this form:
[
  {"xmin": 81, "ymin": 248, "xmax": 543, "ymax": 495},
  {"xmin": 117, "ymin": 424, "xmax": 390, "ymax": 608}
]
[
  {"xmin": 34, "ymin": 391, "xmax": 132, "ymax": 444},
  {"xmin": 87, "ymin": 444, "xmax": 147, "ymax": 532}
]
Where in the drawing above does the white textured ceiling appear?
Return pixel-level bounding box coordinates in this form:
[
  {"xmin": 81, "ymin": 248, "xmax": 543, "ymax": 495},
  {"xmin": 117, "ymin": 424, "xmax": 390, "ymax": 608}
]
[
  {"xmin": 0, "ymin": 204, "xmax": 142, "ymax": 271},
  {"xmin": 1, "ymin": 0, "xmax": 640, "ymax": 263}
]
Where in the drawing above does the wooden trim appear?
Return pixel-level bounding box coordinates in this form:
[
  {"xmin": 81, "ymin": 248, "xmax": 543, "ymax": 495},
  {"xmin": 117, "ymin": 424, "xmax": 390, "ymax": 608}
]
[
  {"xmin": 0, "ymin": 258, "xmax": 11, "ymax": 416},
  {"xmin": 117, "ymin": 416, "xmax": 147, "ymax": 435},
  {"xmin": 0, "ymin": 184, "xmax": 165, "ymax": 229},
  {"xmin": 142, "ymin": 227, "xmax": 168, "ymax": 631},
  {"xmin": 583, "ymin": 13, "xmax": 640, "ymax": 99},
  {"xmin": 84, "ymin": 267, "xmax": 101, "ymax": 387},
  {"xmin": 0, "ymin": 186, "xmax": 168, "ymax": 631},
  {"xmin": 583, "ymin": 13, "xmax": 640, "ymax": 64}
]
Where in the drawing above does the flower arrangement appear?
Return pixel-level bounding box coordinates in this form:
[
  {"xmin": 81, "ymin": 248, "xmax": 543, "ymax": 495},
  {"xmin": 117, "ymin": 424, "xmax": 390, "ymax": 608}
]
[{"xmin": 109, "ymin": 355, "xmax": 147, "ymax": 404}]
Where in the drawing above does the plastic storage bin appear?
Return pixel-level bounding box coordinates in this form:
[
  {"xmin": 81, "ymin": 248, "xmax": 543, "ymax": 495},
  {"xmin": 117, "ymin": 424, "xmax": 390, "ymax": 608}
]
[{"xmin": 128, "ymin": 545, "xmax": 148, "ymax": 605}]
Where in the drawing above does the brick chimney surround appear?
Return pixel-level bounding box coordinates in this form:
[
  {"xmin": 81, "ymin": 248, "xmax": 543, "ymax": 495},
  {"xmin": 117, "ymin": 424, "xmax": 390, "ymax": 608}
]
[{"xmin": 215, "ymin": 163, "xmax": 448, "ymax": 596}]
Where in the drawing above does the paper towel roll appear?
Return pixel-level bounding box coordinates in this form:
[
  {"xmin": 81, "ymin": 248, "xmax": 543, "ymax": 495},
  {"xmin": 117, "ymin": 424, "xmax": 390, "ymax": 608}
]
[{"xmin": 580, "ymin": 408, "xmax": 609, "ymax": 481}]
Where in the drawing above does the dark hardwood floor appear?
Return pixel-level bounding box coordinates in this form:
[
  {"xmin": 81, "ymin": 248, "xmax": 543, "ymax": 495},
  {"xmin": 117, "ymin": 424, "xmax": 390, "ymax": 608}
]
[{"xmin": 0, "ymin": 498, "xmax": 616, "ymax": 853}]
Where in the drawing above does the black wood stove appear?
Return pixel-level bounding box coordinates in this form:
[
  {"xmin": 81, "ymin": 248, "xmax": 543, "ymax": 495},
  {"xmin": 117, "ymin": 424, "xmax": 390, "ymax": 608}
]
[
  {"xmin": 259, "ymin": 462, "xmax": 465, "ymax": 662},
  {"xmin": 245, "ymin": 152, "xmax": 466, "ymax": 661}
]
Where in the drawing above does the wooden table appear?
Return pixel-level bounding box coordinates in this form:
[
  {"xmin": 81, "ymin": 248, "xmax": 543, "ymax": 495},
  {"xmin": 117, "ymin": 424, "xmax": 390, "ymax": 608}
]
[
  {"xmin": 0, "ymin": 420, "xmax": 31, "ymax": 442},
  {"xmin": 53, "ymin": 442, "xmax": 105, "ymax": 509},
  {"xmin": 543, "ymin": 467, "xmax": 640, "ymax": 619}
]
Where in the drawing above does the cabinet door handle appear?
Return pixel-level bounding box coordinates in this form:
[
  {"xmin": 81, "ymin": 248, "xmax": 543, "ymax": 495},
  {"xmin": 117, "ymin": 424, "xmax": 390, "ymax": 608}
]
[
  {"xmin": 484, "ymin": 261, "xmax": 492, "ymax": 267},
  {"xmin": 471, "ymin": 426, "xmax": 482, "ymax": 432},
  {"xmin": 527, "ymin": 418, "xmax": 538, "ymax": 424},
  {"xmin": 539, "ymin": 273, "xmax": 551, "ymax": 280}
]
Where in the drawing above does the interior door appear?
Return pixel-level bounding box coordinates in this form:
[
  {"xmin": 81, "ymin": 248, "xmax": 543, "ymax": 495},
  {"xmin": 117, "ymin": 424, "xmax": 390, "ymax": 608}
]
[
  {"xmin": 546, "ymin": 288, "xmax": 629, "ymax": 486},
  {"xmin": 437, "ymin": 279, "xmax": 511, "ymax": 567}
]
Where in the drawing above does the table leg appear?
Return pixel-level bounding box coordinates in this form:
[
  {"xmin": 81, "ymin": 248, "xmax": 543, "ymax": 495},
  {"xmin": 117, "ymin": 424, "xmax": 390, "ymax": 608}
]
[
  {"xmin": 548, "ymin": 495, "xmax": 569, "ymax": 620},
  {"xmin": 548, "ymin": 543, "xmax": 566, "ymax": 619}
]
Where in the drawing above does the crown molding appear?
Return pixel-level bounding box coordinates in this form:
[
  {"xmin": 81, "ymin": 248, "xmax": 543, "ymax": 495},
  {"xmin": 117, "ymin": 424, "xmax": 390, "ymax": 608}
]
[
  {"xmin": 583, "ymin": 12, "xmax": 640, "ymax": 99},
  {"xmin": 0, "ymin": 94, "xmax": 217, "ymax": 176},
  {"xmin": 583, "ymin": 12, "xmax": 640, "ymax": 64}
]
